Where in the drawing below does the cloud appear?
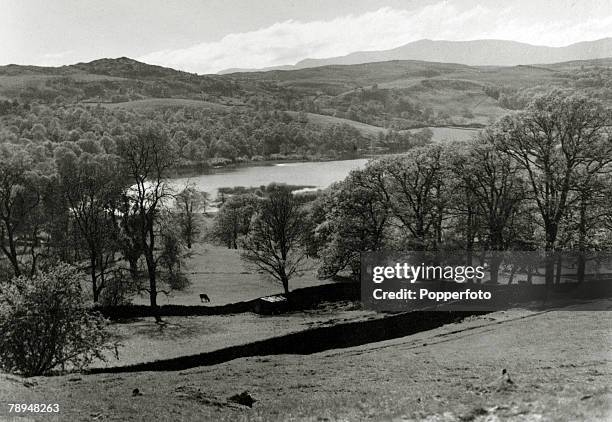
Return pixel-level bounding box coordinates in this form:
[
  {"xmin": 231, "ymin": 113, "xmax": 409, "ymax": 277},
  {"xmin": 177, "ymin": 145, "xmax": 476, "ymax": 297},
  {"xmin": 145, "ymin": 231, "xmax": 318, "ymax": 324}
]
[
  {"xmin": 38, "ymin": 50, "xmax": 76, "ymax": 66},
  {"xmin": 138, "ymin": 1, "xmax": 612, "ymax": 74}
]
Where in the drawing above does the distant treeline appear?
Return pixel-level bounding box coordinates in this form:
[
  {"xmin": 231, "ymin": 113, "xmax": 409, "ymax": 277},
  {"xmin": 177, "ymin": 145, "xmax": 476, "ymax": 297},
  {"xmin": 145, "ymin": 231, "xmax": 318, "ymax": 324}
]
[{"xmin": 0, "ymin": 103, "xmax": 433, "ymax": 172}]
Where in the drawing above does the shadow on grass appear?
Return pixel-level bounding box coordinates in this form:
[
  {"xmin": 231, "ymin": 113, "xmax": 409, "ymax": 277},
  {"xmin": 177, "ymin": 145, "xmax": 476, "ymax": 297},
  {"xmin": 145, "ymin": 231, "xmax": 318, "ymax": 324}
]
[{"xmin": 88, "ymin": 310, "xmax": 484, "ymax": 374}]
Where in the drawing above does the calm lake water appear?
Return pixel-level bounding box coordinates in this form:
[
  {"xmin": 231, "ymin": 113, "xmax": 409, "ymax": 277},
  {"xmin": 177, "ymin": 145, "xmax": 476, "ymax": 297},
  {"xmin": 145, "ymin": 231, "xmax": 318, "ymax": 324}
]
[
  {"xmin": 172, "ymin": 158, "xmax": 370, "ymax": 200},
  {"xmin": 172, "ymin": 126, "xmax": 480, "ymax": 200}
]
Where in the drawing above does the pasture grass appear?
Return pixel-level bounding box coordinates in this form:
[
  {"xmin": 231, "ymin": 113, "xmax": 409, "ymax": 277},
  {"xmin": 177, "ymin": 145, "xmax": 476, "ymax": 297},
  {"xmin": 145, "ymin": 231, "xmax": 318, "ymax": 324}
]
[
  {"xmin": 99, "ymin": 301, "xmax": 374, "ymax": 368},
  {"xmin": 2, "ymin": 303, "xmax": 609, "ymax": 421},
  {"xmin": 130, "ymin": 243, "xmax": 326, "ymax": 307},
  {"xmin": 99, "ymin": 98, "xmax": 232, "ymax": 111}
]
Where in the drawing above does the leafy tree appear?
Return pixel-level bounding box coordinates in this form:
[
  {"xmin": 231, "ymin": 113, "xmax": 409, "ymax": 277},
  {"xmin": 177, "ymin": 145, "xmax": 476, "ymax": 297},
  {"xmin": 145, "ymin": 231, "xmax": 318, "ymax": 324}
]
[
  {"xmin": 0, "ymin": 264, "xmax": 111, "ymax": 376},
  {"xmin": 211, "ymin": 193, "xmax": 259, "ymax": 249},
  {"xmin": 495, "ymin": 92, "xmax": 612, "ymax": 284},
  {"xmin": 174, "ymin": 186, "xmax": 208, "ymax": 249},
  {"xmin": 56, "ymin": 150, "xmax": 122, "ymax": 302},
  {"xmin": 449, "ymin": 134, "xmax": 527, "ymax": 282},
  {"xmin": 316, "ymin": 164, "xmax": 391, "ymax": 279},
  {"xmin": 157, "ymin": 214, "xmax": 190, "ymax": 291},
  {"xmin": 0, "ymin": 147, "xmax": 43, "ymax": 277}
]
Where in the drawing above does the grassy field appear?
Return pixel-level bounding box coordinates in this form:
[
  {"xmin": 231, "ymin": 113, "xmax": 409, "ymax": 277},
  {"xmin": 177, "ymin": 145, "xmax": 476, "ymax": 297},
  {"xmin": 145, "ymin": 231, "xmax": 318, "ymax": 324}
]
[
  {"xmin": 99, "ymin": 98, "xmax": 233, "ymax": 111},
  {"xmin": 97, "ymin": 301, "xmax": 375, "ymax": 369},
  {"xmin": 412, "ymin": 126, "xmax": 478, "ymax": 143},
  {"xmin": 97, "ymin": 240, "xmax": 343, "ymax": 368},
  {"xmin": 130, "ymin": 243, "xmax": 326, "ymax": 306},
  {"xmin": 285, "ymin": 111, "xmax": 392, "ymax": 137},
  {"xmin": 2, "ymin": 301, "xmax": 610, "ymax": 421},
  {"xmin": 285, "ymin": 110, "xmax": 480, "ymax": 141}
]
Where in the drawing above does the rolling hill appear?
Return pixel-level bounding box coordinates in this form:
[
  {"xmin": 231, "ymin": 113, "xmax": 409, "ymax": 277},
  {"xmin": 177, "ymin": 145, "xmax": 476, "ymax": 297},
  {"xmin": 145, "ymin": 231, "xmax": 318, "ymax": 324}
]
[
  {"xmin": 220, "ymin": 38, "xmax": 612, "ymax": 73},
  {"xmin": 1, "ymin": 55, "xmax": 610, "ymax": 130}
]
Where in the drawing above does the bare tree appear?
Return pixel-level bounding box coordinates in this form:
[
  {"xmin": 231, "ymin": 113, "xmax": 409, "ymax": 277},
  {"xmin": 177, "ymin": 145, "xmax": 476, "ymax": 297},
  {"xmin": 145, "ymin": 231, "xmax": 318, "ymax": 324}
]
[
  {"xmin": 241, "ymin": 186, "xmax": 308, "ymax": 295},
  {"xmin": 117, "ymin": 125, "xmax": 179, "ymax": 319},
  {"xmin": 382, "ymin": 145, "xmax": 447, "ymax": 250}
]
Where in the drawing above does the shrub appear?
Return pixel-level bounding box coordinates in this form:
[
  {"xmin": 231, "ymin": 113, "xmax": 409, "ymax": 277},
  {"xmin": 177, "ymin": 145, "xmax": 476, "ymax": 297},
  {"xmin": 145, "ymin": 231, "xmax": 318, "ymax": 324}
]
[
  {"xmin": 0, "ymin": 264, "xmax": 112, "ymax": 376},
  {"xmin": 99, "ymin": 270, "xmax": 139, "ymax": 307}
]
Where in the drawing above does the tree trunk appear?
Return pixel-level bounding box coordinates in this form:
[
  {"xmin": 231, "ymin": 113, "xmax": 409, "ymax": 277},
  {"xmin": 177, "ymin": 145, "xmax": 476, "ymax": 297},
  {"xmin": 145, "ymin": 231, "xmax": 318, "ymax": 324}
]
[
  {"xmin": 465, "ymin": 208, "xmax": 474, "ymax": 266},
  {"xmin": 507, "ymin": 264, "xmax": 517, "ymax": 285},
  {"xmin": 128, "ymin": 255, "xmax": 139, "ymax": 280},
  {"xmin": 544, "ymin": 224, "xmax": 558, "ymax": 287},
  {"xmin": 577, "ymin": 254, "xmax": 586, "ymax": 284},
  {"xmin": 91, "ymin": 255, "xmax": 99, "ymax": 303},
  {"xmin": 577, "ymin": 196, "xmax": 587, "ymax": 283},
  {"xmin": 527, "ymin": 265, "xmax": 533, "ymax": 284},
  {"xmin": 555, "ymin": 253, "xmax": 563, "ymax": 285},
  {"xmin": 146, "ymin": 254, "xmax": 160, "ymax": 321},
  {"xmin": 2, "ymin": 223, "xmax": 21, "ymax": 277},
  {"xmin": 145, "ymin": 221, "xmax": 160, "ymax": 322},
  {"xmin": 489, "ymin": 253, "xmax": 502, "ymax": 284},
  {"xmin": 545, "ymin": 256, "xmax": 555, "ymax": 287}
]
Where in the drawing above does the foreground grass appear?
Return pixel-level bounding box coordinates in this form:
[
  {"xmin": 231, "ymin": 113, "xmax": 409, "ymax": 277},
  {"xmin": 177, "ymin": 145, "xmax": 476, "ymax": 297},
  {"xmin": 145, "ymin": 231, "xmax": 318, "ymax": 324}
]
[{"xmin": 1, "ymin": 301, "xmax": 610, "ymax": 421}]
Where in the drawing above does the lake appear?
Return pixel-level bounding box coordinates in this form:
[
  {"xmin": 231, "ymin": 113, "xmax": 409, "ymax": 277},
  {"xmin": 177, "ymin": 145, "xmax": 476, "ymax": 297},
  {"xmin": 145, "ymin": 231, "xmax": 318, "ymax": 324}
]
[
  {"xmin": 172, "ymin": 158, "xmax": 370, "ymax": 200},
  {"xmin": 172, "ymin": 126, "xmax": 480, "ymax": 200}
]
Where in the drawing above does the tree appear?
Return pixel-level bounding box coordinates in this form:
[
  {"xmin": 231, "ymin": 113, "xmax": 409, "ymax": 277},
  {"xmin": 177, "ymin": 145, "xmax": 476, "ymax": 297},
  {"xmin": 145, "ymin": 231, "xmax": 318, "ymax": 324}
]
[
  {"xmin": 157, "ymin": 213, "xmax": 190, "ymax": 291},
  {"xmin": 116, "ymin": 124, "xmax": 180, "ymax": 318},
  {"xmin": 566, "ymin": 172, "xmax": 611, "ymax": 282},
  {"xmin": 495, "ymin": 92, "xmax": 612, "ymax": 284},
  {"xmin": 0, "ymin": 147, "xmax": 43, "ymax": 278},
  {"xmin": 56, "ymin": 150, "xmax": 122, "ymax": 302},
  {"xmin": 450, "ymin": 134, "xmax": 527, "ymax": 282},
  {"xmin": 174, "ymin": 186, "xmax": 208, "ymax": 249},
  {"xmin": 382, "ymin": 146, "xmax": 447, "ymax": 250},
  {"xmin": 211, "ymin": 193, "xmax": 259, "ymax": 249},
  {"xmin": 241, "ymin": 186, "xmax": 308, "ymax": 295},
  {"xmin": 0, "ymin": 264, "xmax": 111, "ymax": 376},
  {"xmin": 315, "ymin": 163, "xmax": 391, "ymax": 279}
]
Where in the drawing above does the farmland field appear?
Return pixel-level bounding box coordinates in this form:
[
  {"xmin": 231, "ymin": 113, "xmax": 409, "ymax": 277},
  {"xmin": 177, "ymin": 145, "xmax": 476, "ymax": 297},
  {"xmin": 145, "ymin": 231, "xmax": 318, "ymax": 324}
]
[
  {"xmin": 130, "ymin": 243, "xmax": 326, "ymax": 306},
  {"xmin": 99, "ymin": 98, "xmax": 234, "ymax": 111},
  {"xmin": 2, "ymin": 301, "xmax": 609, "ymax": 421}
]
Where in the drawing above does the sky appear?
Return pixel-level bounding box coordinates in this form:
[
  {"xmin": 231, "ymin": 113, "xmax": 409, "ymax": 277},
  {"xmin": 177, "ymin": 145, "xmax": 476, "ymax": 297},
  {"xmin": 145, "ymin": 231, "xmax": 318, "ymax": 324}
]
[{"xmin": 2, "ymin": 0, "xmax": 611, "ymax": 74}]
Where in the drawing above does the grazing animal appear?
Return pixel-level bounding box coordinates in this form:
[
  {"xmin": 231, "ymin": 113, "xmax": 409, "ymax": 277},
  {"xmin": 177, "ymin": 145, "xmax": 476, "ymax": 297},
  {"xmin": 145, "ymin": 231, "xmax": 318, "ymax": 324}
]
[
  {"xmin": 496, "ymin": 368, "xmax": 514, "ymax": 391},
  {"xmin": 199, "ymin": 293, "xmax": 210, "ymax": 303},
  {"xmin": 132, "ymin": 388, "xmax": 142, "ymax": 397}
]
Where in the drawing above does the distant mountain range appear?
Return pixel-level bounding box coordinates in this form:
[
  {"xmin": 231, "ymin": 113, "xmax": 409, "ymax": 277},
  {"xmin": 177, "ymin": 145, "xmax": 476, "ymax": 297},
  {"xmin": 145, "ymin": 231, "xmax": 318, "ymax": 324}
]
[{"xmin": 219, "ymin": 38, "xmax": 612, "ymax": 74}]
